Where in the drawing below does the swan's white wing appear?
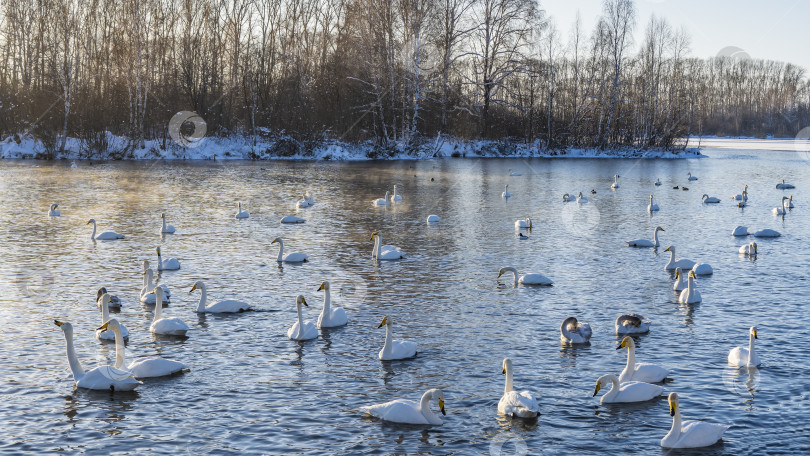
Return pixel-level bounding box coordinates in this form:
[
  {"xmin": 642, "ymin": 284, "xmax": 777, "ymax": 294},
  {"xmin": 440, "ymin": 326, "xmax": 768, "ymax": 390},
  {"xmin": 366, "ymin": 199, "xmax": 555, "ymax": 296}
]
[
  {"xmin": 96, "ymin": 231, "xmax": 124, "ymax": 240},
  {"xmin": 498, "ymin": 390, "xmax": 539, "ymax": 418},
  {"xmin": 287, "ymin": 321, "xmax": 318, "ymax": 340},
  {"xmin": 208, "ymin": 300, "xmax": 252, "ymax": 313},
  {"xmin": 283, "ymin": 252, "xmax": 309, "ymax": 263},
  {"xmin": 631, "ymin": 363, "xmax": 669, "ymax": 383},
  {"xmin": 127, "ymin": 357, "xmax": 188, "ymax": 378},
  {"xmin": 674, "ymin": 420, "xmax": 728, "ymax": 448},
  {"xmin": 386, "ymin": 340, "xmax": 417, "ymax": 359},
  {"xmin": 360, "ymin": 399, "xmax": 430, "ymax": 424},
  {"xmin": 77, "ymin": 365, "xmax": 141, "ymax": 391},
  {"xmin": 727, "ymin": 346, "xmax": 749, "ymax": 366},
  {"xmin": 520, "ymin": 273, "xmax": 553, "ymax": 285},
  {"xmin": 96, "ymin": 324, "xmax": 129, "ymax": 340},
  {"xmin": 626, "ymin": 239, "xmax": 654, "ymax": 247},
  {"xmin": 151, "ymin": 318, "xmax": 189, "ymax": 336},
  {"xmin": 318, "ymin": 306, "xmax": 348, "ymax": 328},
  {"xmin": 612, "ymin": 381, "xmax": 663, "ymax": 403}
]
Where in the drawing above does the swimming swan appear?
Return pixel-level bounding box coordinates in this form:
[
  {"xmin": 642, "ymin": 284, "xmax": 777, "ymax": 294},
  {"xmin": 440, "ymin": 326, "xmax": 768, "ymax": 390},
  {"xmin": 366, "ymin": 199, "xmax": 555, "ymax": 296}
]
[
  {"xmin": 426, "ymin": 215, "xmax": 440, "ymax": 223},
  {"xmin": 654, "ymin": 178, "xmax": 662, "ymax": 186},
  {"xmin": 687, "ymin": 172, "xmax": 698, "ymax": 181},
  {"xmin": 615, "ymin": 314, "xmax": 651, "ymax": 335},
  {"xmin": 360, "ymin": 388, "xmax": 445, "ymax": 425},
  {"xmin": 731, "ymin": 226, "xmax": 750, "ymax": 236},
  {"xmin": 611, "ymin": 174, "xmax": 620, "ymax": 189},
  {"xmin": 235, "ymin": 202, "xmax": 249, "ymax": 218},
  {"xmin": 515, "ymin": 217, "xmax": 532, "ymax": 229},
  {"xmin": 775, "ymin": 179, "xmax": 795, "ymax": 189},
  {"xmin": 150, "ymin": 287, "xmax": 188, "ymax": 336},
  {"xmin": 498, "ymin": 266, "xmax": 553, "ymax": 286},
  {"xmin": 617, "ymin": 336, "xmax": 669, "ymax": 383},
  {"xmin": 55, "ymin": 320, "xmax": 140, "ymax": 391},
  {"xmin": 316, "ymin": 281, "xmax": 348, "ymax": 328},
  {"xmin": 371, "ymin": 232, "xmax": 405, "ymax": 260},
  {"xmin": 280, "ymin": 215, "xmax": 306, "ymax": 224},
  {"xmin": 663, "ymin": 246, "xmax": 696, "ymax": 270},
  {"xmin": 96, "ymin": 287, "xmax": 122, "ymax": 309},
  {"xmin": 702, "ymin": 194, "xmax": 721, "ymax": 203},
  {"xmin": 560, "ymin": 317, "xmax": 592, "ymax": 344},
  {"xmin": 156, "ymin": 246, "xmax": 181, "ymax": 270},
  {"xmin": 728, "ymin": 326, "xmax": 761, "ymax": 367},
  {"xmin": 752, "ymin": 229, "xmax": 781, "ymax": 238},
  {"xmin": 502, "ymin": 185, "xmax": 511, "ymax": 198},
  {"xmin": 48, "ymin": 204, "xmax": 61, "ymax": 216},
  {"xmin": 287, "ymin": 295, "xmax": 318, "ymax": 341},
  {"xmin": 592, "ymin": 374, "xmax": 662, "ymax": 404},
  {"xmin": 732, "ymin": 185, "xmax": 748, "ymax": 201},
  {"xmin": 95, "ymin": 294, "xmax": 129, "ymax": 342},
  {"xmin": 377, "ymin": 315, "xmax": 417, "ymax": 360},
  {"xmin": 508, "ymin": 168, "xmax": 522, "ymax": 176},
  {"xmin": 577, "ymin": 192, "xmax": 588, "ymax": 203},
  {"xmin": 100, "ymin": 318, "xmax": 188, "ymax": 378},
  {"xmin": 563, "ymin": 193, "xmax": 577, "ymax": 202},
  {"xmin": 160, "ymin": 213, "xmax": 176, "ymax": 233},
  {"xmin": 373, "ymin": 192, "xmax": 391, "ymax": 206},
  {"xmin": 190, "ymin": 281, "xmax": 252, "ymax": 313},
  {"xmin": 672, "ymin": 268, "xmax": 686, "ymax": 292},
  {"xmin": 87, "ymin": 219, "xmax": 124, "ymax": 240},
  {"xmin": 391, "ymin": 185, "xmax": 403, "ymax": 202},
  {"xmin": 626, "ymin": 226, "xmax": 664, "ymax": 248},
  {"xmin": 678, "ymin": 271, "xmax": 702, "ymax": 304},
  {"xmin": 498, "ymin": 358, "xmax": 540, "ymax": 418},
  {"xmin": 739, "ymin": 242, "xmax": 757, "ymax": 257},
  {"xmin": 772, "ymin": 196, "xmax": 789, "ymax": 215},
  {"xmin": 272, "ymin": 237, "xmax": 309, "ymax": 263},
  {"xmin": 661, "ymin": 392, "xmax": 728, "ymax": 448},
  {"xmin": 647, "ymin": 195, "xmax": 660, "ymax": 212}
]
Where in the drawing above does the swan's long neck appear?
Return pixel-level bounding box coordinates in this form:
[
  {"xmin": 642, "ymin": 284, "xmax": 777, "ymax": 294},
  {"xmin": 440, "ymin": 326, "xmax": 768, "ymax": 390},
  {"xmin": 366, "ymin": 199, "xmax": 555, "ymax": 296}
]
[
  {"xmin": 393, "ymin": 186, "xmax": 398, "ymax": 197},
  {"xmin": 504, "ymin": 267, "xmax": 518, "ymax": 286},
  {"xmin": 322, "ymin": 288, "xmax": 331, "ymax": 315},
  {"xmin": 668, "ymin": 406, "xmax": 683, "ymax": 441},
  {"xmin": 674, "ymin": 272, "xmax": 684, "ymax": 289},
  {"xmin": 112, "ymin": 325, "xmax": 126, "ymax": 369},
  {"xmin": 157, "ymin": 251, "xmax": 163, "ymax": 265},
  {"xmin": 238, "ymin": 202, "xmax": 242, "ymax": 213},
  {"xmin": 63, "ymin": 330, "xmax": 85, "ymax": 380},
  {"xmin": 296, "ymin": 303, "xmax": 305, "ymax": 330},
  {"xmin": 196, "ymin": 284, "xmax": 208, "ymax": 312},
  {"xmin": 603, "ymin": 376, "xmax": 620, "ymax": 401},
  {"xmin": 419, "ymin": 390, "xmax": 434, "ymax": 420},
  {"xmin": 90, "ymin": 221, "xmax": 97, "ymax": 239},
  {"xmin": 667, "ymin": 249, "xmax": 676, "ymax": 267},
  {"xmin": 161, "ymin": 217, "xmax": 167, "ymax": 231},
  {"xmin": 622, "ymin": 344, "xmax": 636, "ymax": 378},
  {"xmin": 372, "ymin": 235, "xmax": 382, "ymax": 258},
  {"xmin": 276, "ymin": 240, "xmax": 284, "ymax": 262},
  {"xmin": 153, "ymin": 292, "xmax": 163, "ymax": 322},
  {"xmin": 381, "ymin": 323, "xmax": 393, "ymax": 357},
  {"xmin": 560, "ymin": 318, "xmax": 576, "ymax": 341},
  {"xmin": 748, "ymin": 332, "xmax": 756, "ymax": 365},
  {"xmin": 653, "ymin": 229, "xmax": 659, "ymax": 247},
  {"xmin": 504, "ymin": 365, "xmax": 514, "ymax": 394},
  {"xmin": 100, "ymin": 299, "xmax": 110, "ymax": 324},
  {"xmin": 687, "ymin": 276, "xmax": 695, "ymax": 297}
]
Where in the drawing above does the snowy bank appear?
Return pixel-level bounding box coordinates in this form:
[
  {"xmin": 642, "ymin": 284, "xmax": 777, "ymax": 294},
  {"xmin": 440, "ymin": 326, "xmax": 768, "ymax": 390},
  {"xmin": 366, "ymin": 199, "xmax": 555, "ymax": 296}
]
[{"xmin": 0, "ymin": 132, "xmax": 702, "ymax": 161}]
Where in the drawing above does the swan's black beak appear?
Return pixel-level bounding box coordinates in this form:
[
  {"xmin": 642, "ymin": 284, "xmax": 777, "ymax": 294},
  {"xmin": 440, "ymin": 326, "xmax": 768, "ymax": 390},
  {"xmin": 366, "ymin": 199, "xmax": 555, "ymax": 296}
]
[
  {"xmin": 317, "ymin": 283, "xmax": 324, "ymax": 291},
  {"xmin": 615, "ymin": 345, "xmax": 622, "ymax": 350},
  {"xmin": 670, "ymin": 404, "xmax": 676, "ymax": 417},
  {"xmin": 753, "ymin": 331, "xmax": 758, "ymax": 339},
  {"xmin": 97, "ymin": 322, "xmax": 109, "ymax": 332},
  {"xmin": 439, "ymin": 400, "xmax": 446, "ymax": 416},
  {"xmin": 502, "ymin": 367, "xmax": 506, "ymax": 374},
  {"xmin": 592, "ymin": 383, "xmax": 601, "ymax": 397},
  {"xmin": 54, "ymin": 320, "xmax": 63, "ymax": 327}
]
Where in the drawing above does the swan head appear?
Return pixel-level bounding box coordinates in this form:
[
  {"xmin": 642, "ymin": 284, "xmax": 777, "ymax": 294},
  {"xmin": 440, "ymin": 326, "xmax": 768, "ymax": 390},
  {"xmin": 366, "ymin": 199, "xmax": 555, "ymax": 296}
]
[
  {"xmin": 702, "ymin": 194, "xmax": 709, "ymax": 199},
  {"xmin": 689, "ymin": 271, "xmax": 697, "ymax": 280},
  {"xmin": 593, "ymin": 375, "xmax": 616, "ymax": 396},
  {"xmin": 97, "ymin": 318, "xmax": 121, "ymax": 333},
  {"xmin": 377, "ymin": 315, "xmax": 391, "ymax": 328},
  {"xmin": 96, "ymin": 287, "xmax": 108, "ymax": 301},
  {"xmin": 271, "ymin": 237, "xmax": 282, "ymax": 244},
  {"xmin": 296, "ymin": 295, "xmax": 307, "ymax": 308},
  {"xmin": 668, "ymin": 392, "xmax": 679, "ymax": 416},
  {"xmin": 649, "ymin": 194, "xmax": 654, "ymax": 200},
  {"xmin": 616, "ymin": 335, "xmax": 635, "ymax": 350},
  {"xmin": 434, "ymin": 390, "xmax": 446, "ymax": 416},
  {"xmin": 750, "ymin": 326, "xmax": 758, "ymax": 339},
  {"xmin": 142, "ymin": 260, "xmax": 150, "ymax": 272},
  {"xmin": 86, "ymin": 218, "xmax": 96, "ymax": 225},
  {"xmin": 563, "ymin": 193, "xmax": 570, "ymax": 200},
  {"xmin": 655, "ymin": 226, "xmax": 664, "ymax": 232},
  {"xmin": 502, "ymin": 357, "xmax": 512, "ymax": 374},
  {"xmin": 51, "ymin": 204, "xmax": 58, "ymax": 210},
  {"xmin": 578, "ymin": 192, "xmax": 583, "ymax": 197},
  {"xmin": 156, "ymin": 246, "xmax": 162, "ymax": 256},
  {"xmin": 497, "ymin": 267, "xmax": 517, "ymax": 278},
  {"xmin": 664, "ymin": 245, "xmax": 673, "ymax": 253},
  {"xmin": 161, "ymin": 212, "xmax": 166, "ymax": 219},
  {"xmin": 54, "ymin": 320, "xmax": 72, "ymax": 336},
  {"xmin": 562, "ymin": 316, "xmax": 578, "ymax": 331},
  {"xmin": 317, "ymin": 281, "xmax": 330, "ymax": 291},
  {"xmin": 674, "ymin": 267, "xmax": 682, "ymax": 279},
  {"xmin": 190, "ymin": 281, "xmax": 204, "ymax": 293},
  {"xmin": 751, "ymin": 242, "xmax": 758, "ymax": 254},
  {"xmin": 370, "ymin": 231, "xmax": 379, "ymax": 240}
]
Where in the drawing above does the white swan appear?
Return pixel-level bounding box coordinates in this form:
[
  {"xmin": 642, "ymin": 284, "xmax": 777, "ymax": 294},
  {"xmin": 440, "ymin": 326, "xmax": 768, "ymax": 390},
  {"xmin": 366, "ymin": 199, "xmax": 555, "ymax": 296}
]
[
  {"xmin": 48, "ymin": 204, "xmax": 61, "ymax": 216},
  {"xmin": 280, "ymin": 215, "xmax": 306, "ymax": 224},
  {"xmin": 316, "ymin": 281, "xmax": 348, "ymax": 328},
  {"xmin": 360, "ymin": 389, "xmax": 445, "ymax": 425},
  {"xmin": 563, "ymin": 193, "xmax": 577, "ymax": 202},
  {"xmin": 661, "ymin": 392, "xmax": 728, "ymax": 449},
  {"xmin": 737, "ymin": 199, "xmax": 748, "ymax": 208},
  {"xmin": 678, "ymin": 271, "xmax": 702, "ymax": 304},
  {"xmin": 672, "ymin": 268, "xmax": 686, "ymax": 292},
  {"xmin": 617, "ymin": 336, "xmax": 669, "ymax": 383},
  {"xmin": 647, "ymin": 195, "xmax": 659, "ymax": 212},
  {"xmin": 150, "ymin": 287, "xmax": 188, "ymax": 336},
  {"xmin": 190, "ymin": 281, "xmax": 251, "ymax": 313},
  {"xmin": 391, "ymin": 185, "xmax": 403, "ymax": 202},
  {"xmin": 560, "ymin": 317, "xmax": 592, "ymax": 344},
  {"xmin": 626, "ymin": 226, "xmax": 664, "ymax": 248},
  {"xmin": 426, "ymin": 215, "xmax": 440, "ymax": 223},
  {"xmin": 95, "ymin": 294, "xmax": 129, "ymax": 342},
  {"xmin": 508, "ymin": 168, "xmax": 522, "ymax": 176},
  {"xmin": 691, "ymin": 263, "xmax": 713, "ymax": 275},
  {"xmin": 687, "ymin": 172, "xmax": 698, "ymax": 181},
  {"xmin": 87, "ymin": 219, "xmax": 124, "ymax": 240},
  {"xmin": 772, "ymin": 196, "xmax": 789, "ymax": 215},
  {"xmin": 732, "ymin": 185, "xmax": 748, "ymax": 201},
  {"xmin": 731, "ymin": 226, "xmax": 750, "ymax": 236},
  {"xmin": 55, "ymin": 320, "xmax": 140, "ymax": 391},
  {"xmin": 576, "ymin": 191, "xmax": 588, "ymax": 203},
  {"xmin": 373, "ymin": 192, "xmax": 391, "ymax": 206},
  {"xmin": 498, "ymin": 358, "xmax": 540, "ymax": 418},
  {"xmin": 514, "ymin": 217, "xmax": 532, "ymax": 229},
  {"xmin": 654, "ymin": 178, "xmax": 662, "ymax": 186},
  {"xmin": 752, "ymin": 229, "xmax": 780, "ymax": 238},
  {"xmin": 702, "ymin": 194, "xmax": 721, "ymax": 203},
  {"xmin": 100, "ymin": 318, "xmax": 188, "ymax": 378},
  {"xmin": 663, "ymin": 246, "xmax": 696, "ymax": 270},
  {"xmin": 728, "ymin": 326, "xmax": 761, "ymax": 367},
  {"xmin": 235, "ymin": 202, "xmax": 249, "ymax": 218},
  {"xmin": 296, "ymin": 192, "xmax": 314, "ymax": 208},
  {"xmin": 272, "ymin": 237, "xmax": 309, "ymax": 263},
  {"xmin": 611, "ymin": 174, "xmax": 620, "ymax": 189},
  {"xmin": 498, "ymin": 266, "xmax": 553, "ymax": 286},
  {"xmin": 615, "ymin": 314, "xmax": 651, "ymax": 335},
  {"xmin": 160, "ymin": 213, "xmax": 175, "ymax": 233},
  {"xmin": 377, "ymin": 315, "xmax": 417, "ymax": 360},
  {"xmin": 592, "ymin": 374, "xmax": 662, "ymax": 404},
  {"xmin": 786, "ymin": 195, "xmax": 794, "ymax": 208},
  {"xmin": 775, "ymin": 179, "xmax": 795, "ymax": 189},
  {"xmin": 140, "ymin": 267, "xmax": 171, "ymax": 305},
  {"xmin": 287, "ymin": 295, "xmax": 318, "ymax": 341},
  {"xmin": 739, "ymin": 242, "xmax": 757, "ymax": 257},
  {"xmin": 96, "ymin": 287, "xmax": 122, "ymax": 309},
  {"xmin": 371, "ymin": 232, "xmax": 405, "ymax": 260},
  {"xmin": 156, "ymin": 246, "xmax": 181, "ymax": 270},
  {"xmin": 502, "ymin": 185, "xmax": 511, "ymax": 198}
]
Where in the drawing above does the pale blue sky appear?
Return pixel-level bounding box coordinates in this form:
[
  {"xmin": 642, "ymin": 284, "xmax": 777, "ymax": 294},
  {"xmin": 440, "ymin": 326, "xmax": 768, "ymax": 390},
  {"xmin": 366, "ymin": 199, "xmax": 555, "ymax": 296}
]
[{"xmin": 542, "ymin": 0, "xmax": 810, "ymax": 71}]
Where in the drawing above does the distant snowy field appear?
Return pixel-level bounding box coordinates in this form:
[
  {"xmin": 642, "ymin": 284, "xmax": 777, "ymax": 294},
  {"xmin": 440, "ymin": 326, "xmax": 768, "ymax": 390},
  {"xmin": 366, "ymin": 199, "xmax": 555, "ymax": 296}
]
[{"xmin": 0, "ymin": 131, "xmax": 706, "ymax": 161}]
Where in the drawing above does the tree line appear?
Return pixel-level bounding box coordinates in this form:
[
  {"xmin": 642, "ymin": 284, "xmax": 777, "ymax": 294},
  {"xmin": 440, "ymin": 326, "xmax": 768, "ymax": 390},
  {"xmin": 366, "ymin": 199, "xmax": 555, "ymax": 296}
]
[{"xmin": 1, "ymin": 0, "xmax": 808, "ymax": 157}]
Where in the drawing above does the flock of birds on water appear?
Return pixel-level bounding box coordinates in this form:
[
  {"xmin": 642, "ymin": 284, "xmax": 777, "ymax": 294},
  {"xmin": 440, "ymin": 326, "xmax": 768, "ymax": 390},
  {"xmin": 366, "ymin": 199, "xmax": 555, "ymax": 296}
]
[{"xmin": 44, "ymin": 168, "xmax": 798, "ymax": 450}]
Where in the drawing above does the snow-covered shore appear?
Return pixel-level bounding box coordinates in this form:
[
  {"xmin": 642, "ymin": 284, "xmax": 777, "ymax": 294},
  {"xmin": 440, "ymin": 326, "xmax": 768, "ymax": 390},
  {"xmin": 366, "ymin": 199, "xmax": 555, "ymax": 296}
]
[{"xmin": 0, "ymin": 132, "xmax": 702, "ymax": 161}]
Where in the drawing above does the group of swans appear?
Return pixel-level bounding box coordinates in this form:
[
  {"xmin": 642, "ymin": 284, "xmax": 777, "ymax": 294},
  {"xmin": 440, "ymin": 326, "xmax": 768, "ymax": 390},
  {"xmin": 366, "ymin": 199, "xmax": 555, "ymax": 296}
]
[
  {"xmin": 732, "ymin": 226, "xmax": 782, "ymax": 238},
  {"xmin": 297, "ymin": 192, "xmax": 315, "ymax": 208},
  {"xmin": 373, "ymin": 186, "xmax": 402, "ymax": 206},
  {"xmin": 560, "ymin": 314, "xmax": 651, "ymax": 343},
  {"xmin": 286, "ymin": 282, "xmax": 350, "ymax": 341},
  {"xmin": 664, "ymin": 245, "xmax": 714, "ymax": 275}
]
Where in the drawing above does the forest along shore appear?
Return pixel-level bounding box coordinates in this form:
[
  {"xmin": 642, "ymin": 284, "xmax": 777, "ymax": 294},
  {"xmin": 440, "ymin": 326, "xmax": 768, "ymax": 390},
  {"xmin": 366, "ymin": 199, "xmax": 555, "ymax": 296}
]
[{"xmin": 0, "ymin": 132, "xmax": 701, "ymax": 161}]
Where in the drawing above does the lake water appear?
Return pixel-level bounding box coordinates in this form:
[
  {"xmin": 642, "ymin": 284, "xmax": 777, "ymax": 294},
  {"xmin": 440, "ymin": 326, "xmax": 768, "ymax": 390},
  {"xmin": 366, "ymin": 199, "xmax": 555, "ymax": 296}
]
[{"xmin": 1, "ymin": 145, "xmax": 808, "ymax": 455}]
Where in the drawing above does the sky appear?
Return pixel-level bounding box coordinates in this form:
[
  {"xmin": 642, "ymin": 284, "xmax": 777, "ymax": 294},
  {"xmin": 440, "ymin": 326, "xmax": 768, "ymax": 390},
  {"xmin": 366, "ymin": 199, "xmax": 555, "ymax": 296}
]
[{"xmin": 541, "ymin": 0, "xmax": 810, "ymax": 71}]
